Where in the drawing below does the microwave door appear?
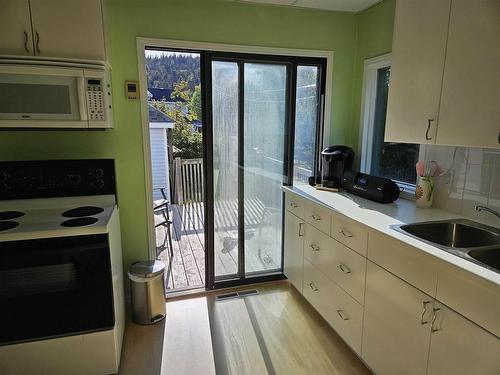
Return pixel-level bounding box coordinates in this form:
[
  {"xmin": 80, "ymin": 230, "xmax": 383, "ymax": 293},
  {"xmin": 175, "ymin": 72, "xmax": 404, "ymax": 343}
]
[{"xmin": 0, "ymin": 72, "xmax": 87, "ymax": 128}]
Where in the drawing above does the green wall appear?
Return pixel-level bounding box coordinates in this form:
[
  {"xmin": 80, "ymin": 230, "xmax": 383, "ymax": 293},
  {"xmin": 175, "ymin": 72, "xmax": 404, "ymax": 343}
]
[
  {"xmin": 351, "ymin": 0, "xmax": 396, "ymax": 153},
  {"xmin": 0, "ymin": 0, "xmax": 395, "ymax": 275}
]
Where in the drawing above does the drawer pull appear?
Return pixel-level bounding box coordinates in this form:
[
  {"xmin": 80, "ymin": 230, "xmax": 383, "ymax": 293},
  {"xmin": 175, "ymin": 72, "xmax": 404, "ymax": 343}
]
[
  {"xmin": 309, "ymin": 243, "xmax": 320, "ymax": 252},
  {"xmin": 339, "ymin": 229, "xmax": 353, "ymax": 238},
  {"xmin": 309, "ymin": 282, "xmax": 319, "ymax": 292},
  {"xmin": 290, "ymin": 201, "xmax": 299, "ymax": 208},
  {"xmin": 298, "ymin": 222, "xmax": 305, "ymax": 237},
  {"xmin": 338, "ymin": 263, "xmax": 351, "ymax": 274},
  {"xmin": 420, "ymin": 301, "xmax": 431, "ymax": 325},
  {"xmin": 337, "ymin": 309, "xmax": 349, "ymax": 321},
  {"xmin": 311, "ymin": 214, "xmax": 321, "ymax": 221},
  {"xmin": 431, "ymin": 308, "xmax": 441, "ymax": 332}
]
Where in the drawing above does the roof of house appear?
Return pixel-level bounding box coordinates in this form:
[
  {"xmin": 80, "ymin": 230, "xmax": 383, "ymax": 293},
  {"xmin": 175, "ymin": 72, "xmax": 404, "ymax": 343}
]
[
  {"xmin": 148, "ymin": 104, "xmax": 175, "ymax": 123},
  {"xmin": 147, "ymin": 87, "xmax": 185, "ymax": 102}
]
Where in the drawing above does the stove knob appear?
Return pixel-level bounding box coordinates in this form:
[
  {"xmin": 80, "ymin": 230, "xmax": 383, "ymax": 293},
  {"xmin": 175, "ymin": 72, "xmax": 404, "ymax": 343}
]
[
  {"xmin": 0, "ymin": 171, "xmax": 7, "ymax": 182},
  {"xmin": 0, "ymin": 183, "xmax": 8, "ymax": 193},
  {"xmin": 67, "ymin": 174, "xmax": 82, "ymax": 185},
  {"xmin": 93, "ymin": 168, "xmax": 104, "ymax": 178},
  {"xmin": 94, "ymin": 179, "xmax": 105, "ymax": 188}
]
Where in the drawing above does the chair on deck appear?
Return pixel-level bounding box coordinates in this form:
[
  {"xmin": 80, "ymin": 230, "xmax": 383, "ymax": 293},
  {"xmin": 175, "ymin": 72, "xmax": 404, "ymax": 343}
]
[{"xmin": 154, "ymin": 188, "xmax": 174, "ymax": 258}]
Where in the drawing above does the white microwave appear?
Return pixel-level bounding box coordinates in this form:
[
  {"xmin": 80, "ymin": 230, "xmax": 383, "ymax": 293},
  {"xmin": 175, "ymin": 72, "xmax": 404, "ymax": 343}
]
[{"xmin": 0, "ymin": 64, "xmax": 112, "ymax": 129}]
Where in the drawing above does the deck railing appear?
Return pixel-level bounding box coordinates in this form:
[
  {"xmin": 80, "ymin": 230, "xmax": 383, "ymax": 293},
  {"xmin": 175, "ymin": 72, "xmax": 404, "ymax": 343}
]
[{"xmin": 173, "ymin": 157, "xmax": 203, "ymax": 204}]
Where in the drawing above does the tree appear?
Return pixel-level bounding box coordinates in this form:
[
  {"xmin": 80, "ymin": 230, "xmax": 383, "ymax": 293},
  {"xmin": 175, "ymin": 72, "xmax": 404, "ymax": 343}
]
[
  {"xmin": 151, "ymin": 80, "xmax": 202, "ymax": 159},
  {"xmin": 189, "ymin": 85, "xmax": 202, "ymax": 121}
]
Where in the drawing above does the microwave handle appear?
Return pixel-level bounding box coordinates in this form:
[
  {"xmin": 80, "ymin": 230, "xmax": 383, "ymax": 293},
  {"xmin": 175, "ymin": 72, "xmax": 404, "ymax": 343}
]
[{"xmin": 77, "ymin": 77, "xmax": 88, "ymax": 121}]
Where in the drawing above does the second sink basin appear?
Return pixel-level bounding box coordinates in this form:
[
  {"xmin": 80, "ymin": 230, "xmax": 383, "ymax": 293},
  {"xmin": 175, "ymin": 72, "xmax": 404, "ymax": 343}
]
[
  {"xmin": 399, "ymin": 220, "xmax": 500, "ymax": 248},
  {"xmin": 468, "ymin": 247, "xmax": 500, "ymax": 271}
]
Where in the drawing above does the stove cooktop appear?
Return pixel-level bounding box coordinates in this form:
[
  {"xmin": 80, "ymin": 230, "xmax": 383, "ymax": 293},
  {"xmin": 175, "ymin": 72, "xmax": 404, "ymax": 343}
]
[
  {"xmin": 61, "ymin": 217, "xmax": 99, "ymax": 227},
  {"xmin": 62, "ymin": 206, "xmax": 104, "ymax": 218},
  {"xmin": 0, "ymin": 211, "xmax": 25, "ymax": 220},
  {"xmin": 0, "ymin": 221, "xmax": 19, "ymax": 232}
]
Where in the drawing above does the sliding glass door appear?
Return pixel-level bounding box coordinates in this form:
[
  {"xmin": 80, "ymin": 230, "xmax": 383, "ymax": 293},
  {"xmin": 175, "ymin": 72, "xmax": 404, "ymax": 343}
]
[{"xmin": 207, "ymin": 53, "xmax": 326, "ymax": 286}]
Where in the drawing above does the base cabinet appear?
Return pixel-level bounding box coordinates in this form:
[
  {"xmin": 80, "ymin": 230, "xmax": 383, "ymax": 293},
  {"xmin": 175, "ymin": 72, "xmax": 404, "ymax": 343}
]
[
  {"xmin": 427, "ymin": 302, "xmax": 500, "ymax": 375},
  {"xmin": 284, "ymin": 211, "xmax": 304, "ymax": 292},
  {"xmin": 362, "ymin": 261, "xmax": 432, "ymax": 375}
]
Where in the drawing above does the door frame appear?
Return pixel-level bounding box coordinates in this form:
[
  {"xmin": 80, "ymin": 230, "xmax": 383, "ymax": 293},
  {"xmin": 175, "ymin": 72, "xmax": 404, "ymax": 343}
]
[{"xmin": 136, "ymin": 37, "xmax": 333, "ymax": 285}]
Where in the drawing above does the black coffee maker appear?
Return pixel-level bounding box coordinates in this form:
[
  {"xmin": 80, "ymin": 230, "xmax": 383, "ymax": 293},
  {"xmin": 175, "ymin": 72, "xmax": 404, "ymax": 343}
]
[{"xmin": 321, "ymin": 145, "xmax": 354, "ymax": 188}]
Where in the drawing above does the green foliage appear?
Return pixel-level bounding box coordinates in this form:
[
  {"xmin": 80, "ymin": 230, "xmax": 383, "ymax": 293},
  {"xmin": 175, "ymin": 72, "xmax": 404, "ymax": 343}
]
[
  {"xmin": 145, "ymin": 53, "xmax": 200, "ymax": 90},
  {"xmin": 151, "ymin": 81, "xmax": 203, "ymax": 160},
  {"xmin": 190, "ymin": 85, "xmax": 202, "ymax": 121}
]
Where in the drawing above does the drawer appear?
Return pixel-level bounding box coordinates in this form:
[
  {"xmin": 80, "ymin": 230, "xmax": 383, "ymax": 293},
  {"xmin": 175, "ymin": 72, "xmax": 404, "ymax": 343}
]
[
  {"xmin": 437, "ymin": 262, "xmax": 500, "ymax": 337},
  {"xmin": 303, "ymin": 259, "xmax": 363, "ymax": 354},
  {"xmin": 367, "ymin": 231, "xmax": 439, "ymax": 297},
  {"xmin": 285, "ymin": 193, "xmax": 305, "ymax": 219},
  {"xmin": 304, "ymin": 225, "xmax": 366, "ymax": 304},
  {"xmin": 304, "ymin": 201, "xmax": 331, "ymax": 235},
  {"xmin": 331, "ymin": 214, "xmax": 368, "ymax": 256}
]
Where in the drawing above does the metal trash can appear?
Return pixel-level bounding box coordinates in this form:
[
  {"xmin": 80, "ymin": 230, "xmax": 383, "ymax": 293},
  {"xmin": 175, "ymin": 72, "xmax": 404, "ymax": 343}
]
[{"xmin": 128, "ymin": 260, "xmax": 166, "ymax": 325}]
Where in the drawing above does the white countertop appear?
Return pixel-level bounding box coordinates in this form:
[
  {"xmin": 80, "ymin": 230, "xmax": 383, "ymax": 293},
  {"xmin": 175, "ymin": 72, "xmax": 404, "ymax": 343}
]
[{"xmin": 284, "ymin": 184, "xmax": 500, "ymax": 286}]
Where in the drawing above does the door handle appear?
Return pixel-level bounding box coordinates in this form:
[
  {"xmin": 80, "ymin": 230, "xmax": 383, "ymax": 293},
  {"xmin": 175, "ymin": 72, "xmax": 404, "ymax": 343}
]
[
  {"xmin": 431, "ymin": 307, "xmax": 441, "ymax": 332},
  {"xmin": 298, "ymin": 222, "xmax": 305, "ymax": 237},
  {"xmin": 425, "ymin": 119, "xmax": 434, "ymax": 141},
  {"xmin": 35, "ymin": 31, "xmax": 41, "ymax": 54},
  {"xmin": 23, "ymin": 30, "xmax": 30, "ymax": 53},
  {"xmin": 338, "ymin": 263, "xmax": 351, "ymax": 274},
  {"xmin": 337, "ymin": 309, "xmax": 349, "ymax": 321},
  {"xmin": 290, "ymin": 201, "xmax": 298, "ymax": 208},
  {"xmin": 309, "ymin": 243, "xmax": 320, "ymax": 252},
  {"xmin": 309, "ymin": 282, "xmax": 319, "ymax": 292},
  {"xmin": 420, "ymin": 301, "xmax": 431, "ymax": 325}
]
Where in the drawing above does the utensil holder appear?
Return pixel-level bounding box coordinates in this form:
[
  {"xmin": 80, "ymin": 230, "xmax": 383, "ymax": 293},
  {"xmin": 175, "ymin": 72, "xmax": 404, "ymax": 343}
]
[{"xmin": 416, "ymin": 176, "xmax": 434, "ymax": 208}]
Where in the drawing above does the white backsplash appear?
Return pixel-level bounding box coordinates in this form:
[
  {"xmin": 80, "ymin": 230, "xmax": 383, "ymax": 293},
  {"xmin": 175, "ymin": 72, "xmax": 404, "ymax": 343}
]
[{"xmin": 422, "ymin": 145, "xmax": 500, "ymax": 228}]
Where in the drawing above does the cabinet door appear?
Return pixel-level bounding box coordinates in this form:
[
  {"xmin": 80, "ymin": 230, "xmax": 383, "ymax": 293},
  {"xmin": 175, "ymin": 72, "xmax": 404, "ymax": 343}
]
[
  {"xmin": 0, "ymin": 0, "xmax": 34, "ymax": 56},
  {"xmin": 436, "ymin": 0, "xmax": 500, "ymax": 148},
  {"xmin": 29, "ymin": 0, "xmax": 106, "ymax": 61},
  {"xmin": 385, "ymin": 0, "xmax": 451, "ymax": 144},
  {"xmin": 362, "ymin": 261, "xmax": 433, "ymax": 375},
  {"xmin": 284, "ymin": 212, "xmax": 304, "ymax": 292},
  {"xmin": 427, "ymin": 302, "xmax": 500, "ymax": 375}
]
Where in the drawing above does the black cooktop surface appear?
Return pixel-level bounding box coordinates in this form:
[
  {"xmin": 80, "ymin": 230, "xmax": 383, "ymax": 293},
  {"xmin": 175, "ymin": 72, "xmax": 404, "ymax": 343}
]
[
  {"xmin": 0, "ymin": 221, "xmax": 19, "ymax": 232},
  {"xmin": 62, "ymin": 206, "xmax": 104, "ymax": 218},
  {"xmin": 0, "ymin": 211, "xmax": 25, "ymax": 220},
  {"xmin": 61, "ymin": 217, "xmax": 99, "ymax": 227}
]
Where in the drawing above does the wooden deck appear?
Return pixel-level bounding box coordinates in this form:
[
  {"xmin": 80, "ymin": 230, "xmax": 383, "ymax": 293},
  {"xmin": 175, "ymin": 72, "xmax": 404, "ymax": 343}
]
[{"xmin": 155, "ymin": 199, "xmax": 282, "ymax": 291}]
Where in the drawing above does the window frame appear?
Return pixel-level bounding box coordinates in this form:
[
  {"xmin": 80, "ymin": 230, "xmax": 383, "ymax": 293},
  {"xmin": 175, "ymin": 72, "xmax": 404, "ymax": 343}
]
[{"xmin": 358, "ymin": 53, "xmax": 424, "ymax": 200}]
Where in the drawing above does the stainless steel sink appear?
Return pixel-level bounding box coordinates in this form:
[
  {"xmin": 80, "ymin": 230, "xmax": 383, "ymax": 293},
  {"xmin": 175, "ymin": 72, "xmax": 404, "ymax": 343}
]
[
  {"xmin": 392, "ymin": 219, "xmax": 500, "ymax": 273},
  {"xmin": 399, "ymin": 220, "xmax": 500, "ymax": 248}
]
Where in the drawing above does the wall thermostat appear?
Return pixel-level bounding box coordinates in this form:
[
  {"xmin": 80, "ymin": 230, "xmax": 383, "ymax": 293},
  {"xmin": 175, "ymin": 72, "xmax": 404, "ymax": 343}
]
[{"xmin": 125, "ymin": 81, "xmax": 138, "ymax": 100}]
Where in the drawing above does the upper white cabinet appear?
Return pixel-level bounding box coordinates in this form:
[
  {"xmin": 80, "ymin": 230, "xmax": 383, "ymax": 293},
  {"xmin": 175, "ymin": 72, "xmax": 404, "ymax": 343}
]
[
  {"xmin": 385, "ymin": 0, "xmax": 500, "ymax": 148},
  {"xmin": 0, "ymin": 0, "xmax": 106, "ymax": 62},
  {"xmin": 435, "ymin": 0, "xmax": 500, "ymax": 148},
  {"xmin": 0, "ymin": 1, "xmax": 34, "ymax": 56},
  {"xmin": 385, "ymin": 0, "xmax": 451, "ymax": 144}
]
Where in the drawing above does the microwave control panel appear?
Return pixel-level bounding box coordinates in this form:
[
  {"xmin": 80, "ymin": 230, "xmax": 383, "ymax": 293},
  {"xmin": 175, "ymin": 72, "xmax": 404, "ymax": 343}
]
[{"xmin": 86, "ymin": 78, "xmax": 105, "ymax": 121}]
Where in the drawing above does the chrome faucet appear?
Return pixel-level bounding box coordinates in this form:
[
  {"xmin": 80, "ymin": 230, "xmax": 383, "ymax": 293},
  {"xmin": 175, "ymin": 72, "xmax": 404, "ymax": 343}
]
[{"xmin": 475, "ymin": 205, "xmax": 500, "ymax": 219}]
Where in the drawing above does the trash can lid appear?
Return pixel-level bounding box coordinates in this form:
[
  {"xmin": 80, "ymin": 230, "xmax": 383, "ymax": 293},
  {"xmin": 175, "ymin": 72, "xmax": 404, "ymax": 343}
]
[{"xmin": 129, "ymin": 260, "xmax": 165, "ymax": 278}]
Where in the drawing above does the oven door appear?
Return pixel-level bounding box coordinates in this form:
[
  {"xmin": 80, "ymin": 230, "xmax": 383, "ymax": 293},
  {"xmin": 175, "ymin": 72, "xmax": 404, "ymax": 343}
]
[{"xmin": 0, "ymin": 234, "xmax": 114, "ymax": 345}]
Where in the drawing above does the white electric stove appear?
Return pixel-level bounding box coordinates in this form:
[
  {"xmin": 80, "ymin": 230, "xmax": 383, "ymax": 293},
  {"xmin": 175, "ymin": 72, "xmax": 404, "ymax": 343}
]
[{"xmin": 0, "ymin": 160, "xmax": 124, "ymax": 375}]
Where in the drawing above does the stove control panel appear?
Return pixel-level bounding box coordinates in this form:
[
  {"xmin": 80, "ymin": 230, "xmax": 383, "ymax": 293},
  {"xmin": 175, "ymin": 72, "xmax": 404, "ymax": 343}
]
[{"xmin": 0, "ymin": 160, "xmax": 115, "ymax": 200}]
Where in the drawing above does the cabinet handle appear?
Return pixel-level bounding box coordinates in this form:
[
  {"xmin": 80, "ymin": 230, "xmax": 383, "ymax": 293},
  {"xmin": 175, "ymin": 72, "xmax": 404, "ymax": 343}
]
[
  {"xmin": 290, "ymin": 201, "xmax": 298, "ymax": 208},
  {"xmin": 420, "ymin": 301, "xmax": 431, "ymax": 325},
  {"xmin": 23, "ymin": 30, "xmax": 30, "ymax": 53},
  {"xmin": 311, "ymin": 214, "xmax": 321, "ymax": 221},
  {"xmin": 309, "ymin": 282, "xmax": 319, "ymax": 292},
  {"xmin": 337, "ymin": 309, "xmax": 349, "ymax": 321},
  {"xmin": 431, "ymin": 307, "xmax": 441, "ymax": 332},
  {"xmin": 35, "ymin": 31, "xmax": 41, "ymax": 54},
  {"xmin": 339, "ymin": 229, "xmax": 353, "ymax": 238},
  {"xmin": 425, "ymin": 119, "xmax": 434, "ymax": 141},
  {"xmin": 338, "ymin": 263, "xmax": 351, "ymax": 274},
  {"xmin": 309, "ymin": 243, "xmax": 320, "ymax": 252},
  {"xmin": 298, "ymin": 222, "xmax": 305, "ymax": 237}
]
